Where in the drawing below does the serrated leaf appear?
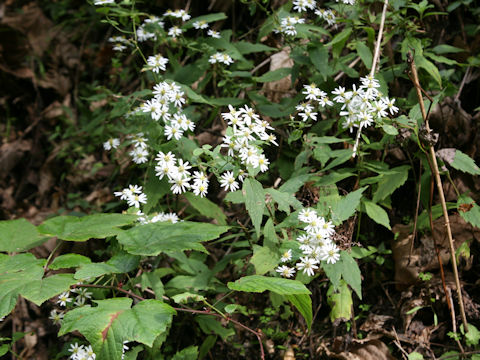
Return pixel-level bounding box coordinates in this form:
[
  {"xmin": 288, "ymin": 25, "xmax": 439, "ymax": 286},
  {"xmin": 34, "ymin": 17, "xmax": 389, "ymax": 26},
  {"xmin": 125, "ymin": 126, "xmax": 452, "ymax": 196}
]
[
  {"xmin": 37, "ymin": 214, "xmax": 138, "ymax": 241},
  {"xmin": 75, "ymin": 253, "xmax": 140, "ymax": 280},
  {"xmin": 373, "ymin": 165, "xmax": 409, "ymax": 202},
  {"xmin": 265, "ymin": 188, "xmax": 302, "ymax": 213},
  {"xmin": 243, "ymin": 178, "xmax": 265, "ymax": 237},
  {"xmin": 356, "ymin": 42, "xmax": 372, "ymax": 69},
  {"xmin": 59, "ymin": 298, "xmax": 176, "ymax": 360},
  {"xmin": 49, "ymin": 254, "xmax": 92, "ymax": 270},
  {"xmin": 184, "ymin": 192, "xmax": 227, "ymax": 225},
  {"xmin": 253, "ymin": 68, "xmax": 291, "ymax": 82},
  {"xmin": 364, "ymin": 201, "xmax": 391, "ymax": 230},
  {"xmin": 0, "ymin": 253, "xmax": 77, "ymax": 317},
  {"xmin": 172, "ymin": 292, "xmax": 206, "ymax": 304},
  {"xmin": 450, "ymin": 150, "xmax": 480, "ymax": 175},
  {"xmin": 332, "ymin": 187, "xmax": 367, "ymax": 224},
  {"xmin": 0, "ymin": 219, "xmax": 46, "ymax": 252},
  {"xmin": 327, "ymin": 281, "xmax": 352, "ymax": 323},
  {"xmin": 228, "ymin": 275, "xmax": 310, "ymax": 295},
  {"xmin": 250, "ymin": 245, "xmax": 279, "ymax": 275},
  {"xmin": 285, "ymin": 294, "xmax": 312, "ymax": 330},
  {"xmin": 117, "ymin": 222, "xmax": 229, "ymax": 256}
]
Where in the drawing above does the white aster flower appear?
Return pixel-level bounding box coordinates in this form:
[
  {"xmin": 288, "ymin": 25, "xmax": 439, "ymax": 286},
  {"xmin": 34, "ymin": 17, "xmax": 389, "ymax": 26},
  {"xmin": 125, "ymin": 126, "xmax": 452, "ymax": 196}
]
[
  {"xmin": 103, "ymin": 138, "xmax": 120, "ymax": 150},
  {"xmin": 207, "ymin": 29, "xmax": 221, "ymax": 38},
  {"xmin": 276, "ymin": 265, "xmax": 296, "ymax": 278},
  {"xmin": 280, "ymin": 249, "xmax": 293, "ymax": 262},
  {"xmin": 220, "ymin": 171, "xmax": 239, "ymax": 192}
]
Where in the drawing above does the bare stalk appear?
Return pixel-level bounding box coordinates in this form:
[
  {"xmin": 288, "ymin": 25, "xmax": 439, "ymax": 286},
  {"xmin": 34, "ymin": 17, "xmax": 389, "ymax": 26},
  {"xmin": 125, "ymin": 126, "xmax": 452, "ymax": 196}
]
[
  {"xmin": 370, "ymin": 0, "xmax": 389, "ymax": 76},
  {"xmin": 408, "ymin": 55, "xmax": 469, "ymax": 332}
]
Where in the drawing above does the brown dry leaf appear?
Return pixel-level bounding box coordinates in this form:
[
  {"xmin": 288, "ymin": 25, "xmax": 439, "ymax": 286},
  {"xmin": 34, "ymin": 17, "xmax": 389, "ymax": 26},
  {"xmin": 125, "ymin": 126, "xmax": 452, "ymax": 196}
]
[
  {"xmin": 0, "ymin": 139, "xmax": 32, "ymax": 180},
  {"xmin": 283, "ymin": 346, "xmax": 295, "ymax": 360},
  {"xmin": 360, "ymin": 314, "xmax": 394, "ymax": 333},
  {"xmin": 261, "ymin": 47, "xmax": 296, "ymax": 102},
  {"xmin": 321, "ymin": 339, "xmax": 396, "ymax": 360}
]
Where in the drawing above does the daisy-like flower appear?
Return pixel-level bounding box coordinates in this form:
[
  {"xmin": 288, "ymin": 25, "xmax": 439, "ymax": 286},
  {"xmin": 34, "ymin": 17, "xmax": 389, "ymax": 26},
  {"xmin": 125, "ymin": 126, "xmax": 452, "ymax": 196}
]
[
  {"xmin": 155, "ymin": 151, "xmax": 176, "ymax": 166},
  {"xmin": 165, "ymin": 124, "xmax": 184, "ymax": 140},
  {"xmin": 168, "ymin": 26, "xmax": 183, "ymax": 38},
  {"xmin": 280, "ymin": 249, "xmax": 293, "ymax": 262},
  {"xmin": 257, "ymin": 154, "xmax": 270, "ymax": 172},
  {"xmin": 169, "ymin": 174, "xmax": 191, "ymax": 194},
  {"xmin": 94, "ymin": 0, "xmax": 114, "ymax": 5},
  {"xmin": 220, "ymin": 171, "xmax": 239, "ymax": 192},
  {"xmin": 207, "ymin": 29, "xmax": 221, "ymax": 38},
  {"xmin": 296, "ymin": 257, "xmax": 319, "ymax": 276},
  {"xmin": 147, "ymin": 54, "xmax": 169, "ymax": 73},
  {"xmin": 49, "ymin": 309, "xmax": 64, "ymax": 325},
  {"xmin": 193, "ymin": 20, "xmax": 209, "ymax": 29},
  {"xmin": 209, "ymin": 52, "xmax": 234, "ymax": 65},
  {"xmin": 69, "ymin": 343, "xmax": 84, "ymax": 358},
  {"xmin": 57, "ymin": 292, "xmax": 72, "ymax": 307},
  {"xmin": 298, "ymin": 208, "xmax": 316, "ymax": 223},
  {"xmin": 276, "ymin": 265, "xmax": 296, "ymax": 278},
  {"xmin": 84, "ymin": 345, "xmax": 96, "ymax": 360},
  {"xmin": 192, "ymin": 181, "xmax": 208, "ymax": 197},
  {"xmin": 130, "ymin": 147, "xmax": 149, "ymax": 164},
  {"xmin": 382, "ymin": 97, "xmax": 399, "ymax": 115},
  {"xmin": 103, "ymin": 138, "xmax": 120, "ymax": 150},
  {"xmin": 127, "ymin": 192, "xmax": 147, "ymax": 208},
  {"xmin": 320, "ymin": 242, "xmax": 340, "ymax": 264}
]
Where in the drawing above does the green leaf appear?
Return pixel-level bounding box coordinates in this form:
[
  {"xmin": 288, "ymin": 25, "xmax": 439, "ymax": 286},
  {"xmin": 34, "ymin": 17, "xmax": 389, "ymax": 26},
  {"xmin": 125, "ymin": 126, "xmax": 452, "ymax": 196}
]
[
  {"xmin": 37, "ymin": 214, "xmax": 138, "ymax": 241},
  {"xmin": 309, "ymin": 44, "xmax": 329, "ymax": 80},
  {"xmin": 243, "ymin": 178, "xmax": 265, "ymax": 237},
  {"xmin": 382, "ymin": 124, "xmax": 399, "ymax": 135},
  {"xmin": 235, "ymin": 41, "xmax": 276, "ymax": 54},
  {"xmin": 117, "ymin": 222, "xmax": 229, "ymax": 256},
  {"xmin": 457, "ymin": 194, "xmax": 480, "ymax": 228},
  {"xmin": 143, "ymin": 167, "xmax": 170, "ymax": 214},
  {"xmin": 49, "ymin": 254, "xmax": 92, "ymax": 270},
  {"xmin": 0, "ymin": 344, "xmax": 8, "ymax": 356},
  {"xmin": 172, "ymin": 346, "xmax": 199, "ymax": 360},
  {"xmin": 332, "ymin": 187, "xmax": 367, "ymax": 224},
  {"xmin": 265, "ymin": 188, "xmax": 302, "ymax": 213},
  {"xmin": 327, "ymin": 281, "xmax": 352, "ymax": 323},
  {"xmin": 196, "ymin": 315, "xmax": 234, "ymax": 340},
  {"xmin": 228, "ymin": 275, "xmax": 310, "ymax": 295},
  {"xmin": 327, "ymin": 27, "xmax": 352, "ymax": 47},
  {"xmin": 250, "ymin": 245, "xmax": 279, "ymax": 275},
  {"xmin": 338, "ymin": 252, "xmax": 362, "ymax": 299},
  {"xmin": 285, "ymin": 294, "xmax": 312, "ymax": 330},
  {"xmin": 59, "ymin": 298, "xmax": 176, "ymax": 360},
  {"xmin": 450, "ymin": 150, "xmax": 480, "ymax": 175},
  {"xmin": 415, "ymin": 55, "xmax": 442, "ymax": 87},
  {"xmin": 171, "ymin": 292, "xmax": 206, "ymax": 304},
  {"xmin": 184, "ymin": 192, "xmax": 227, "ymax": 225},
  {"xmin": 0, "ymin": 219, "xmax": 46, "ymax": 252},
  {"xmin": 183, "ymin": 13, "xmax": 227, "ymax": 28},
  {"xmin": 356, "ymin": 42, "xmax": 372, "ymax": 69},
  {"xmin": 373, "ymin": 165, "xmax": 409, "ymax": 202},
  {"xmin": 75, "ymin": 253, "xmax": 140, "ymax": 280},
  {"xmin": 0, "ymin": 253, "xmax": 77, "ymax": 317},
  {"xmin": 432, "ymin": 44, "xmax": 465, "ymax": 54},
  {"xmin": 462, "ymin": 324, "xmax": 480, "ymax": 346},
  {"xmin": 364, "ymin": 201, "xmax": 391, "ymax": 230},
  {"xmin": 253, "ymin": 68, "xmax": 291, "ymax": 82},
  {"xmin": 408, "ymin": 352, "xmax": 424, "ymax": 360}
]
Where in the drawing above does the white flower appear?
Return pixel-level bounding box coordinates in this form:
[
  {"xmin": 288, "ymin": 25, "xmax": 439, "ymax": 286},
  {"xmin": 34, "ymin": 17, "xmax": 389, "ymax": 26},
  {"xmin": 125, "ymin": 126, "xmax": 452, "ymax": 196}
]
[
  {"xmin": 127, "ymin": 193, "xmax": 147, "ymax": 208},
  {"xmin": 220, "ymin": 171, "xmax": 239, "ymax": 192},
  {"xmin": 168, "ymin": 26, "xmax": 183, "ymax": 38},
  {"xmin": 69, "ymin": 343, "xmax": 84, "ymax": 357},
  {"xmin": 193, "ymin": 20, "xmax": 209, "ymax": 29},
  {"xmin": 169, "ymin": 174, "xmax": 191, "ymax": 194},
  {"xmin": 320, "ymin": 242, "xmax": 340, "ymax": 264},
  {"xmin": 280, "ymin": 249, "xmax": 293, "ymax": 262},
  {"xmin": 164, "ymin": 124, "xmax": 184, "ymax": 140},
  {"xmin": 94, "ymin": 0, "xmax": 114, "ymax": 5},
  {"xmin": 103, "ymin": 138, "xmax": 120, "ymax": 150},
  {"xmin": 276, "ymin": 265, "xmax": 296, "ymax": 278},
  {"xmin": 192, "ymin": 182, "xmax": 208, "ymax": 197},
  {"xmin": 298, "ymin": 208, "xmax": 317, "ymax": 223},
  {"xmin": 155, "ymin": 151, "xmax": 176, "ymax": 166},
  {"xmin": 49, "ymin": 310, "xmax": 64, "ymax": 325},
  {"xmin": 382, "ymin": 97, "xmax": 399, "ymax": 115},
  {"xmin": 147, "ymin": 54, "xmax": 169, "ymax": 73},
  {"xmin": 296, "ymin": 257, "xmax": 319, "ymax": 276},
  {"xmin": 130, "ymin": 147, "xmax": 149, "ymax": 164},
  {"xmin": 207, "ymin": 29, "xmax": 221, "ymax": 38},
  {"xmin": 209, "ymin": 52, "xmax": 234, "ymax": 65},
  {"xmin": 57, "ymin": 292, "xmax": 72, "ymax": 307}
]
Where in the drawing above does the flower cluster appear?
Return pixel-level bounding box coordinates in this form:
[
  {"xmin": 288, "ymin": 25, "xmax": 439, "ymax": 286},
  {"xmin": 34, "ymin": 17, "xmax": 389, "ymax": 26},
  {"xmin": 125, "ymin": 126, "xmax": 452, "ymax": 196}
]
[
  {"xmin": 136, "ymin": 17, "xmax": 164, "ymax": 42},
  {"xmin": 219, "ymin": 105, "xmax": 277, "ymax": 187},
  {"xmin": 68, "ymin": 343, "xmax": 96, "ymax": 360},
  {"xmin": 108, "ymin": 36, "xmax": 130, "ymax": 52},
  {"xmin": 275, "ymin": 16, "xmax": 305, "ymax": 37},
  {"xmin": 193, "ymin": 20, "xmax": 209, "ymax": 29},
  {"xmin": 114, "ymin": 184, "xmax": 148, "ymax": 208},
  {"xmin": 138, "ymin": 211, "xmax": 180, "ymax": 225},
  {"xmin": 57, "ymin": 288, "xmax": 93, "ymax": 308},
  {"xmin": 147, "ymin": 54, "xmax": 169, "ymax": 73},
  {"xmin": 209, "ymin": 52, "xmax": 234, "ymax": 66},
  {"xmin": 163, "ymin": 9, "xmax": 191, "ymax": 21},
  {"xmin": 315, "ymin": 8, "xmax": 336, "ymax": 26},
  {"xmin": 155, "ymin": 151, "xmax": 209, "ymax": 197},
  {"xmin": 128, "ymin": 133, "xmax": 149, "ymax": 164},
  {"xmin": 276, "ymin": 208, "xmax": 340, "ymax": 278}
]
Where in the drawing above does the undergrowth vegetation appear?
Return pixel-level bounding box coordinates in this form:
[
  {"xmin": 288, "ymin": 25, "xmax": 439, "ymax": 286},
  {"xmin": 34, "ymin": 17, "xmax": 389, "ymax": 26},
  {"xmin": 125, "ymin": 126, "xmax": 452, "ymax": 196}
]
[{"xmin": 1, "ymin": 0, "xmax": 480, "ymax": 359}]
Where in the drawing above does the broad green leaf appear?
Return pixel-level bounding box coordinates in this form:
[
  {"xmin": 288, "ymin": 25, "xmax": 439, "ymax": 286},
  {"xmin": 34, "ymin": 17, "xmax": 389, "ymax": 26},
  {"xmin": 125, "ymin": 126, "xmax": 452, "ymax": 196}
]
[
  {"xmin": 0, "ymin": 344, "xmax": 8, "ymax": 356},
  {"xmin": 462, "ymin": 324, "xmax": 480, "ymax": 346},
  {"xmin": 0, "ymin": 253, "xmax": 77, "ymax": 317},
  {"xmin": 450, "ymin": 150, "xmax": 480, "ymax": 175},
  {"xmin": 263, "ymin": 218, "xmax": 279, "ymax": 248},
  {"xmin": 171, "ymin": 346, "xmax": 199, "ymax": 360},
  {"xmin": 364, "ymin": 201, "xmax": 391, "ymax": 230},
  {"xmin": 75, "ymin": 253, "xmax": 140, "ymax": 280},
  {"xmin": 279, "ymin": 174, "xmax": 312, "ymax": 194},
  {"xmin": 140, "ymin": 270, "xmax": 165, "ymax": 300},
  {"xmin": 332, "ymin": 187, "xmax": 367, "ymax": 224},
  {"xmin": 408, "ymin": 352, "xmax": 424, "ymax": 360},
  {"xmin": 143, "ymin": 167, "xmax": 170, "ymax": 214},
  {"xmin": 356, "ymin": 42, "xmax": 372, "ymax": 69},
  {"xmin": 382, "ymin": 124, "xmax": 398, "ymax": 135},
  {"xmin": 184, "ymin": 192, "xmax": 227, "ymax": 225},
  {"xmin": 285, "ymin": 294, "xmax": 312, "ymax": 330},
  {"xmin": 250, "ymin": 245, "xmax": 279, "ymax": 275},
  {"xmin": 457, "ymin": 194, "xmax": 480, "ymax": 228},
  {"xmin": 243, "ymin": 178, "xmax": 265, "ymax": 237},
  {"xmin": 117, "ymin": 222, "xmax": 229, "ymax": 256},
  {"xmin": 183, "ymin": 13, "xmax": 227, "ymax": 28},
  {"xmin": 59, "ymin": 298, "xmax": 176, "ymax": 360},
  {"xmin": 253, "ymin": 68, "xmax": 291, "ymax": 82},
  {"xmin": 373, "ymin": 165, "xmax": 409, "ymax": 202},
  {"xmin": 327, "ymin": 281, "xmax": 352, "ymax": 323},
  {"xmin": 432, "ymin": 44, "xmax": 465, "ymax": 54},
  {"xmin": 228, "ymin": 275, "xmax": 310, "ymax": 295},
  {"xmin": 37, "ymin": 214, "xmax": 138, "ymax": 241},
  {"xmin": 0, "ymin": 219, "xmax": 46, "ymax": 252},
  {"xmin": 415, "ymin": 55, "xmax": 442, "ymax": 86},
  {"xmin": 327, "ymin": 27, "xmax": 352, "ymax": 47},
  {"xmin": 171, "ymin": 292, "xmax": 206, "ymax": 304},
  {"xmin": 49, "ymin": 254, "xmax": 92, "ymax": 270},
  {"xmin": 338, "ymin": 252, "xmax": 362, "ymax": 299},
  {"xmin": 309, "ymin": 44, "xmax": 329, "ymax": 80},
  {"xmin": 265, "ymin": 188, "xmax": 302, "ymax": 213},
  {"xmin": 235, "ymin": 41, "xmax": 276, "ymax": 54},
  {"xmin": 196, "ymin": 315, "xmax": 234, "ymax": 340}
]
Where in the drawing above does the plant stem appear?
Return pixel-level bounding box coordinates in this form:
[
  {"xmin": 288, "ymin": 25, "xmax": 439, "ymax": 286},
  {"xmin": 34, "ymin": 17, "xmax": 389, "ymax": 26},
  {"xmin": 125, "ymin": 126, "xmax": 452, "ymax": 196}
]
[
  {"xmin": 408, "ymin": 54, "xmax": 468, "ymax": 332},
  {"xmin": 370, "ymin": 0, "xmax": 389, "ymax": 76}
]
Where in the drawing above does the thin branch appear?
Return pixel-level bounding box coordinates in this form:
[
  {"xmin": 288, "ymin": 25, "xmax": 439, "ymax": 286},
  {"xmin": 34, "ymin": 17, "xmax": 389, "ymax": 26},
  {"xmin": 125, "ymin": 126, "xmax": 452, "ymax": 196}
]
[
  {"xmin": 408, "ymin": 53, "xmax": 469, "ymax": 332},
  {"xmin": 370, "ymin": 0, "xmax": 389, "ymax": 76}
]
